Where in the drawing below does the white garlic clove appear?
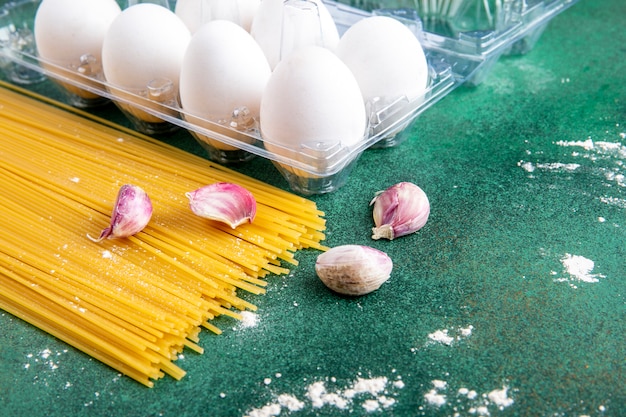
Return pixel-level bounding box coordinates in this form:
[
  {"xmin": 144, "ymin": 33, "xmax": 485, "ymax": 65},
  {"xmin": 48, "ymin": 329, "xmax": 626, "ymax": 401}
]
[
  {"xmin": 88, "ymin": 184, "xmax": 153, "ymax": 242},
  {"xmin": 370, "ymin": 181, "xmax": 430, "ymax": 241},
  {"xmin": 186, "ymin": 182, "xmax": 257, "ymax": 229},
  {"xmin": 315, "ymin": 245, "xmax": 393, "ymax": 296}
]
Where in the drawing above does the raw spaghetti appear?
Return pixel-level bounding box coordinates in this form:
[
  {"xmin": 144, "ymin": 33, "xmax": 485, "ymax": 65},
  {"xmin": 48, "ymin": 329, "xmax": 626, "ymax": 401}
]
[{"xmin": 0, "ymin": 82, "xmax": 327, "ymax": 387}]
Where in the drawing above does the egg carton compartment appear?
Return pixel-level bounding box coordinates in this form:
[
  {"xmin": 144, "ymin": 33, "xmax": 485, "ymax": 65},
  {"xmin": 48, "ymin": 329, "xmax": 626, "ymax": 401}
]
[
  {"xmin": 329, "ymin": 0, "xmax": 580, "ymax": 85},
  {"xmin": 0, "ymin": 0, "xmax": 461, "ymax": 195}
]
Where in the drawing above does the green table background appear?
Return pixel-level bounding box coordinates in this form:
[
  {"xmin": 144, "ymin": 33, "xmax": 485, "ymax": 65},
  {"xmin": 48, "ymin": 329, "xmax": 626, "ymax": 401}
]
[{"xmin": 1, "ymin": 0, "xmax": 624, "ymax": 416}]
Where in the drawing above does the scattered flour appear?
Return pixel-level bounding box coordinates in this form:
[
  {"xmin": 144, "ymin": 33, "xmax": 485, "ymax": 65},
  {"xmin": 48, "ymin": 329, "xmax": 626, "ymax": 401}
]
[
  {"xmin": 344, "ymin": 376, "xmax": 388, "ymax": 398},
  {"xmin": 424, "ymin": 380, "xmax": 447, "ymax": 407},
  {"xmin": 600, "ymin": 196, "xmax": 626, "ymax": 209},
  {"xmin": 421, "ymin": 381, "xmax": 515, "ymax": 415},
  {"xmin": 555, "ymin": 138, "xmax": 626, "ymax": 190},
  {"xmin": 518, "ymin": 161, "xmax": 580, "ymax": 173},
  {"xmin": 244, "ymin": 374, "xmax": 403, "ymax": 416},
  {"xmin": 522, "ymin": 136, "xmax": 626, "ymax": 223},
  {"xmin": 237, "ymin": 311, "xmax": 258, "ymax": 329},
  {"xmin": 424, "ymin": 325, "xmax": 474, "ymax": 347},
  {"xmin": 553, "ymin": 253, "xmax": 605, "ymax": 287}
]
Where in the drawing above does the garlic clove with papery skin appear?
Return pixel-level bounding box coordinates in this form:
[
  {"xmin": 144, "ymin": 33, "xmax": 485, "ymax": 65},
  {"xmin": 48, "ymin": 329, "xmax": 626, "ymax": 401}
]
[
  {"xmin": 315, "ymin": 245, "xmax": 393, "ymax": 296},
  {"xmin": 88, "ymin": 184, "xmax": 153, "ymax": 242},
  {"xmin": 186, "ymin": 182, "xmax": 257, "ymax": 229},
  {"xmin": 370, "ymin": 182, "xmax": 430, "ymax": 241}
]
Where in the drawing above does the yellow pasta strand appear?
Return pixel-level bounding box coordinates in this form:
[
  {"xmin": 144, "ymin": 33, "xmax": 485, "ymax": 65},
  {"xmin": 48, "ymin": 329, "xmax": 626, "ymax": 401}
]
[{"xmin": 0, "ymin": 82, "xmax": 326, "ymax": 387}]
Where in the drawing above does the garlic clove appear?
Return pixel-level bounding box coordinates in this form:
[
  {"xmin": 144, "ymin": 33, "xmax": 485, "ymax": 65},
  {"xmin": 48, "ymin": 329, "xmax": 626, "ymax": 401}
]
[
  {"xmin": 185, "ymin": 182, "xmax": 257, "ymax": 229},
  {"xmin": 315, "ymin": 244, "xmax": 393, "ymax": 296},
  {"xmin": 88, "ymin": 184, "xmax": 153, "ymax": 242},
  {"xmin": 370, "ymin": 182, "xmax": 430, "ymax": 240}
]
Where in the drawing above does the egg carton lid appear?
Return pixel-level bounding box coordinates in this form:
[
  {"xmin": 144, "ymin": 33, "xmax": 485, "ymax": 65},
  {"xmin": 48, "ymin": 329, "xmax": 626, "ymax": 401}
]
[{"xmin": 325, "ymin": 0, "xmax": 580, "ymax": 84}]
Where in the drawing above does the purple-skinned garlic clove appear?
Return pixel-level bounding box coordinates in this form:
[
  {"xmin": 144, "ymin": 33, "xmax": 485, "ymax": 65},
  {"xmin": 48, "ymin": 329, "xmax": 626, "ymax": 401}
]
[
  {"xmin": 370, "ymin": 181, "xmax": 430, "ymax": 240},
  {"xmin": 186, "ymin": 182, "xmax": 257, "ymax": 229},
  {"xmin": 315, "ymin": 245, "xmax": 393, "ymax": 296},
  {"xmin": 88, "ymin": 184, "xmax": 153, "ymax": 242}
]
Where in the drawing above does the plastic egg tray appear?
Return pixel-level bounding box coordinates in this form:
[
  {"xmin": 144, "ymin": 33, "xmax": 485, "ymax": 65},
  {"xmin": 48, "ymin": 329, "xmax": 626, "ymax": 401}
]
[{"xmin": 0, "ymin": 0, "xmax": 579, "ymax": 195}]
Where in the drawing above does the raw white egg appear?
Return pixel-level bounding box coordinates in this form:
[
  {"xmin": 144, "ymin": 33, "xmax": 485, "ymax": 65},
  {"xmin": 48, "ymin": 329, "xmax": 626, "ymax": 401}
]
[
  {"xmin": 336, "ymin": 16, "xmax": 429, "ymax": 105},
  {"xmin": 102, "ymin": 3, "xmax": 191, "ymax": 124},
  {"xmin": 180, "ymin": 20, "xmax": 271, "ymax": 151},
  {"xmin": 260, "ymin": 46, "xmax": 366, "ymax": 177},
  {"xmin": 250, "ymin": 0, "xmax": 340, "ymax": 69},
  {"xmin": 33, "ymin": 0, "xmax": 121, "ymax": 99}
]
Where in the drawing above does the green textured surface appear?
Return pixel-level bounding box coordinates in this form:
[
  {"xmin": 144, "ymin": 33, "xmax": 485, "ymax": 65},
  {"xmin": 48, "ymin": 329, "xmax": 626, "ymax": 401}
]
[{"xmin": 1, "ymin": 0, "xmax": 625, "ymax": 416}]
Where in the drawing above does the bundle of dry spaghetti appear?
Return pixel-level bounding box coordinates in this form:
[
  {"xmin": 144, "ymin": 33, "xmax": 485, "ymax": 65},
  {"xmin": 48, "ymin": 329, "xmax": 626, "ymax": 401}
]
[{"xmin": 0, "ymin": 83, "xmax": 326, "ymax": 387}]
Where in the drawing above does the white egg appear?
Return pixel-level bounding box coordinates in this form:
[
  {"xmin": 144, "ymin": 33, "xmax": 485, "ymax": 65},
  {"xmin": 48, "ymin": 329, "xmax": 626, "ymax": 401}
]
[
  {"xmin": 250, "ymin": 0, "xmax": 339, "ymax": 69},
  {"xmin": 336, "ymin": 16, "xmax": 429, "ymax": 104},
  {"xmin": 33, "ymin": 0, "xmax": 121, "ymax": 99},
  {"xmin": 260, "ymin": 46, "xmax": 366, "ymax": 176},
  {"xmin": 102, "ymin": 3, "xmax": 191, "ymax": 123},
  {"xmin": 180, "ymin": 20, "xmax": 271, "ymax": 151}
]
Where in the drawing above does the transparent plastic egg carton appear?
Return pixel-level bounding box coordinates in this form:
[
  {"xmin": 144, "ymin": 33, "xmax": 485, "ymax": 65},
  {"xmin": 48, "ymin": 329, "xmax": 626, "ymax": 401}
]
[
  {"xmin": 330, "ymin": 0, "xmax": 580, "ymax": 85},
  {"xmin": 0, "ymin": 0, "xmax": 577, "ymax": 195}
]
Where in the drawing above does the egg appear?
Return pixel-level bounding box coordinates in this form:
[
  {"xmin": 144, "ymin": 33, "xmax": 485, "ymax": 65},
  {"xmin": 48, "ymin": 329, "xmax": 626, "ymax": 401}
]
[
  {"xmin": 180, "ymin": 20, "xmax": 271, "ymax": 152},
  {"xmin": 260, "ymin": 46, "xmax": 366, "ymax": 178},
  {"xmin": 250, "ymin": 0, "xmax": 339, "ymax": 69},
  {"xmin": 175, "ymin": 0, "xmax": 260, "ymax": 33},
  {"xmin": 33, "ymin": 0, "xmax": 121, "ymax": 101},
  {"xmin": 335, "ymin": 16, "xmax": 429, "ymax": 106},
  {"xmin": 101, "ymin": 4, "xmax": 191, "ymax": 124}
]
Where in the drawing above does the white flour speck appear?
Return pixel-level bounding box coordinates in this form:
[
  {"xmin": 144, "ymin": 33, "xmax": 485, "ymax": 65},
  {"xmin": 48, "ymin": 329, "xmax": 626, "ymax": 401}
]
[
  {"xmin": 518, "ymin": 161, "xmax": 536, "ymax": 172},
  {"xmin": 424, "ymin": 390, "xmax": 446, "ymax": 407},
  {"xmin": 426, "ymin": 326, "xmax": 474, "ymax": 346},
  {"xmin": 432, "ymin": 380, "xmax": 447, "ymax": 390},
  {"xmin": 424, "ymin": 380, "xmax": 447, "ymax": 407},
  {"xmin": 277, "ymin": 394, "xmax": 304, "ymax": 411},
  {"xmin": 459, "ymin": 325, "xmax": 474, "ymax": 337},
  {"xmin": 428, "ymin": 330, "xmax": 454, "ymax": 345},
  {"xmin": 246, "ymin": 403, "xmax": 281, "ymax": 417},
  {"xmin": 487, "ymin": 386, "xmax": 515, "ymax": 409},
  {"xmin": 345, "ymin": 376, "xmax": 388, "ymax": 398},
  {"xmin": 557, "ymin": 253, "xmax": 605, "ymax": 284},
  {"xmin": 362, "ymin": 399, "xmax": 380, "ymax": 412},
  {"xmin": 239, "ymin": 311, "xmax": 258, "ymax": 328},
  {"xmin": 556, "ymin": 138, "xmax": 595, "ymax": 150},
  {"xmin": 540, "ymin": 162, "xmax": 580, "ymax": 171}
]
